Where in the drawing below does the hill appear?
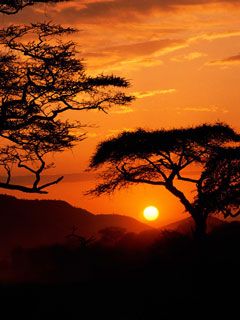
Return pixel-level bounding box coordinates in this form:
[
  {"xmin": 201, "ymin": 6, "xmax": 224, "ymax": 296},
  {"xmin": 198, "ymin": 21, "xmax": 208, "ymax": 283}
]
[
  {"xmin": 0, "ymin": 194, "xmax": 228, "ymax": 258},
  {"xmin": 162, "ymin": 216, "xmax": 226, "ymax": 234},
  {"xmin": 0, "ymin": 194, "xmax": 150, "ymax": 257}
]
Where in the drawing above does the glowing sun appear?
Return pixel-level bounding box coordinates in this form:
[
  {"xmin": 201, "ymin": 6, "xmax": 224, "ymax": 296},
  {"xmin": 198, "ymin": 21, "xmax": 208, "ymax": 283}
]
[{"xmin": 143, "ymin": 206, "xmax": 159, "ymax": 221}]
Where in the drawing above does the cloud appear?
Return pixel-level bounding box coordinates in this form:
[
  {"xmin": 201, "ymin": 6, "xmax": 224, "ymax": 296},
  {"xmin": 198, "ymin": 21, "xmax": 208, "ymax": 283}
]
[
  {"xmin": 87, "ymin": 39, "xmax": 187, "ymax": 60},
  {"xmin": 87, "ymin": 132, "xmax": 98, "ymax": 138},
  {"xmin": 7, "ymin": 0, "xmax": 238, "ymax": 26},
  {"xmin": 108, "ymin": 39, "xmax": 185, "ymax": 57},
  {"xmin": 50, "ymin": 0, "xmax": 240, "ymax": 24},
  {"xmin": 111, "ymin": 106, "xmax": 134, "ymax": 114},
  {"xmin": 208, "ymin": 53, "xmax": 240, "ymax": 66},
  {"xmin": 84, "ymin": 29, "xmax": 240, "ymax": 71},
  {"xmin": 133, "ymin": 89, "xmax": 177, "ymax": 99},
  {"xmin": 191, "ymin": 30, "xmax": 240, "ymax": 42},
  {"xmin": 105, "ymin": 128, "xmax": 135, "ymax": 137},
  {"xmin": 176, "ymin": 106, "xmax": 229, "ymax": 113},
  {"xmin": 86, "ymin": 39, "xmax": 187, "ymax": 71},
  {"xmin": 172, "ymin": 51, "xmax": 207, "ymax": 62},
  {"xmin": 3, "ymin": 0, "xmax": 240, "ymax": 27}
]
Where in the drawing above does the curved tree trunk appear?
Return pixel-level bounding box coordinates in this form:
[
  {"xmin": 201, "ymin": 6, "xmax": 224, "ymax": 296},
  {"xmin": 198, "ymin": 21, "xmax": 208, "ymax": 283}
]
[{"xmin": 166, "ymin": 183, "xmax": 207, "ymax": 240}]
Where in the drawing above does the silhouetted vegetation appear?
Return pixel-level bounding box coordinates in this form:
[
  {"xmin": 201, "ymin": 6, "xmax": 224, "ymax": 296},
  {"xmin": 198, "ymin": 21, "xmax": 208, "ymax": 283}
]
[
  {"xmin": 0, "ymin": 194, "xmax": 149, "ymax": 258},
  {"xmin": 0, "ymin": 221, "xmax": 239, "ymax": 319},
  {"xmin": 0, "ymin": 0, "xmax": 68, "ymax": 15},
  {"xmin": 0, "ymin": 1, "xmax": 239, "ymax": 318},
  {"xmin": 0, "ymin": 23, "xmax": 133, "ymax": 193},
  {"xmin": 194, "ymin": 147, "xmax": 240, "ymax": 218},
  {"xmin": 89, "ymin": 123, "xmax": 240, "ymax": 239},
  {"xmin": 3, "ymin": 218, "xmax": 232, "ymax": 285},
  {"xmin": 0, "ymin": 195, "xmax": 239, "ymax": 318}
]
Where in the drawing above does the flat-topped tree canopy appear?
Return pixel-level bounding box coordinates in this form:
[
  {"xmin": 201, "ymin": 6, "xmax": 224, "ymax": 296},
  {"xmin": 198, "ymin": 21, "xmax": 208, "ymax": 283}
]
[
  {"xmin": 0, "ymin": 0, "xmax": 69, "ymax": 15},
  {"xmin": 89, "ymin": 122, "xmax": 240, "ymax": 239},
  {"xmin": 90, "ymin": 123, "xmax": 239, "ymax": 168}
]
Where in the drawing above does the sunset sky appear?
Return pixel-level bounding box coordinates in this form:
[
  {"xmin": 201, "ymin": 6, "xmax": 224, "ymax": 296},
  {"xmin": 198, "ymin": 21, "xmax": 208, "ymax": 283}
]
[{"xmin": 1, "ymin": 0, "xmax": 240, "ymax": 225}]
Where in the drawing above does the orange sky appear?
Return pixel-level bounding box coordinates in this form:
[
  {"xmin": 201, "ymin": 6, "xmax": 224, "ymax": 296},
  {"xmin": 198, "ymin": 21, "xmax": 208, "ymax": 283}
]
[{"xmin": 1, "ymin": 0, "xmax": 240, "ymax": 225}]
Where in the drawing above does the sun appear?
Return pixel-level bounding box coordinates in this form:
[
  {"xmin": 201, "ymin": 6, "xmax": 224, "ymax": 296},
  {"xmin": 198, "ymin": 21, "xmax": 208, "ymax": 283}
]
[{"xmin": 143, "ymin": 206, "xmax": 159, "ymax": 221}]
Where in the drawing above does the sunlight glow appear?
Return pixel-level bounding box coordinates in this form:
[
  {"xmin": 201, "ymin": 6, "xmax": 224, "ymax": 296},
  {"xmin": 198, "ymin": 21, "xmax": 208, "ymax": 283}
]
[{"xmin": 143, "ymin": 206, "xmax": 159, "ymax": 221}]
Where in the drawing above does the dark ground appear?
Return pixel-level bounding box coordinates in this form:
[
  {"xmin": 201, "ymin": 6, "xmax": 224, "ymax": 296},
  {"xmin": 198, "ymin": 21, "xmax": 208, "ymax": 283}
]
[{"xmin": 1, "ymin": 222, "xmax": 240, "ymax": 319}]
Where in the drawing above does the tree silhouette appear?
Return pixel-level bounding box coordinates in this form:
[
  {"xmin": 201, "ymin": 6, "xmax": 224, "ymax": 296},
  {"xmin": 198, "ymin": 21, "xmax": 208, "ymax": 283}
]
[
  {"xmin": 0, "ymin": 0, "xmax": 68, "ymax": 15},
  {"xmin": 99, "ymin": 226, "xmax": 126, "ymax": 245},
  {"xmin": 0, "ymin": 23, "xmax": 133, "ymax": 193},
  {"xmin": 194, "ymin": 147, "xmax": 240, "ymax": 219},
  {"xmin": 65, "ymin": 226, "xmax": 95, "ymax": 249},
  {"xmin": 88, "ymin": 123, "xmax": 240, "ymax": 239}
]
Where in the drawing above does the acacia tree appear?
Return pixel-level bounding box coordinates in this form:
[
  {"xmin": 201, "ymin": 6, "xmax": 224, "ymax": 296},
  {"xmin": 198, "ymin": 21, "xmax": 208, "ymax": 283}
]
[
  {"xmin": 88, "ymin": 123, "xmax": 240, "ymax": 239},
  {"xmin": 0, "ymin": 0, "xmax": 68, "ymax": 15},
  {"xmin": 0, "ymin": 23, "xmax": 133, "ymax": 193},
  {"xmin": 194, "ymin": 147, "xmax": 240, "ymax": 219}
]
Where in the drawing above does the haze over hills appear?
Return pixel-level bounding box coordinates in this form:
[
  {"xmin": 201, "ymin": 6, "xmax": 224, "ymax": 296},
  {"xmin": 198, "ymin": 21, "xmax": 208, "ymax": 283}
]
[
  {"xmin": 162, "ymin": 216, "xmax": 226, "ymax": 235},
  {"xmin": 0, "ymin": 194, "xmax": 228, "ymax": 258},
  {"xmin": 0, "ymin": 194, "xmax": 150, "ymax": 257}
]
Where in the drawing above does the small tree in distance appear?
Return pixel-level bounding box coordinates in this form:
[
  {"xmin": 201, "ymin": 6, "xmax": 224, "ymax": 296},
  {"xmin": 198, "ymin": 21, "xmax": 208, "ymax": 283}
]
[
  {"xmin": 0, "ymin": 23, "xmax": 133, "ymax": 193},
  {"xmin": 88, "ymin": 123, "xmax": 240, "ymax": 239}
]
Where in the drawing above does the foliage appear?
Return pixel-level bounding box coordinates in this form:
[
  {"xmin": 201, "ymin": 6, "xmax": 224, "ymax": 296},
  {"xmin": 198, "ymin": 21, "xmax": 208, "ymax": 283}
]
[
  {"xmin": 89, "ymin": 123, "xmax": 240, "ymax": 237},
  {"xmin": 194, "ymin": 147, "xmax": 240, "ymax": 218},
  {"xmin": 0, "ymin": 0, "xmax": 68, "ymax": 15},
  {"xmin": 0, "ymin": 23, "xmax": 133, "ymax": 193}
]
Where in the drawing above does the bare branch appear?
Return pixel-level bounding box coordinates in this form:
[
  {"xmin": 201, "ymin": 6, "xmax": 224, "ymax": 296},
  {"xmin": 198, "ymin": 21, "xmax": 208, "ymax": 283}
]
[
  {"xmin": 0, "ymin": 182, "xmax": 48, "ymax": 193},
  {"xmin": 143, "ymin": 157, "xmax": 168, "ymax": 181},
  {"xmin": 38, "ymin": 176, "xmax": 64, "ymax": 191},
  {"xmin": 177, "ymin": 174, "xmax": 198, "ymax": 184}
]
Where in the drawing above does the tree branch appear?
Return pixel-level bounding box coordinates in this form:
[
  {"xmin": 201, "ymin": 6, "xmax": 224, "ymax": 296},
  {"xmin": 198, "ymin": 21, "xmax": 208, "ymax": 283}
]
[
  {"xmin": 128, "ymin": 177, "xmax": 165, "ymax": 186},
  {"xmin": 144, "ymin": 157, "xmax": 168, "ymax": 181},
  {"xmin": 0, "ymin": 0, "xmax": 69, "ymax": 15},
  {"xmin": 0, "ymin": 182, "xmax": 48, "ymax": 193},
  {"xmin": 165, "ymin": 182, "xmax": 196, "ymax": 219},
  {"xmin": 0, "ymin": 22, "xmax": 132, "ymax": 194},
  {"xmin": 4, "ymin": 164, "xmax": 11, "ymax": 184},
  {"xmin": 177, "ymin": 174, "xmax": 198, "ymax": 184},
  {"xmin": 38, "ymin": 175, "xmax": 64, "ymax": 191}
]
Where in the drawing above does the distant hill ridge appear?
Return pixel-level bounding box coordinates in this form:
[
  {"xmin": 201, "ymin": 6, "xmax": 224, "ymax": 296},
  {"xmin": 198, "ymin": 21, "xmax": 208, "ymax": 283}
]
[
  {"xmin": 0, "ymin": 194, "xmax": 228, "ymax": 258},
  {"xmin": 0, "ymin": 194, "xmax": 91, "ymax": 214},
  {"xmin": 0, "ymin": 194, "xmax": 150, "ymax": 257},
  {"xmin": 162, "ymin": 216, "xmax": 226, "ymax": 234}
]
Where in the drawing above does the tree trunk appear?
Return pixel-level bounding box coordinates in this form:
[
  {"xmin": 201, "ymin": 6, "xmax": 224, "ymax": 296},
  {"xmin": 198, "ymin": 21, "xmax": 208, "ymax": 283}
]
[
  {"xmin": 165, "ymin": 183, "xmax": 207, "ymax": 241},
  {"xmin": 193, "ymin": 214, "xmax": 207, "ymax": 241}
]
